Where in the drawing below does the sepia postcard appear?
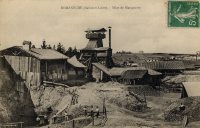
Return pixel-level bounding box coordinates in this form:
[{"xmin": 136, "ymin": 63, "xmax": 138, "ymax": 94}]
[{"xmin": 0, "ymin": 0, "xmax": 200, "ymax": 127}]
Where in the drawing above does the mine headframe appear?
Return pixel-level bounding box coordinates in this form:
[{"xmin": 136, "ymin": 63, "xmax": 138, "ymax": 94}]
[{"xmin": 79, "ymin": 27, "xmax": 113, "ymax": 78}]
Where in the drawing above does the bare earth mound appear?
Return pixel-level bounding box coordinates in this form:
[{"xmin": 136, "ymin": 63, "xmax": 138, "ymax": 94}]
[{"xmin": 164, "ymin": 97, "xmax": 200, "ymax": 122}]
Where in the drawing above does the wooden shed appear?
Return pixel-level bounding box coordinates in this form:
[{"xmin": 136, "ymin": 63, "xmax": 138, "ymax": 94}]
[
  {"xmin": 92, "ymin": 63, "xmax": 162, "ymax": 85},
  {"xmin": 0, "ymin": 42, "xmax": 86, "ymax": 87}
]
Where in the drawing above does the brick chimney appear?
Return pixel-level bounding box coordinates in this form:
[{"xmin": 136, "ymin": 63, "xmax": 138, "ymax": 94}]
[
  {"xmin": 108, "ymin": 26, "xmax": 112, "ymax": 49},
  {"xmin": 22, "ymin": 41, "xmax": 32, "ymax": 50}
]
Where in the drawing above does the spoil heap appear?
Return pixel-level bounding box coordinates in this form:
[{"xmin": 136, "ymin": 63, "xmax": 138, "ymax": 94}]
[
  {"xmin": 94, "ymin": 82, "xmax": 148, "ymax": 112},
  {"xmin": 164, "ymin": 97, "xmax": 200, "ymax": 122},
  {"xmin": 30, "ymin": 81, "xmax": 147, "ymax": 125}
]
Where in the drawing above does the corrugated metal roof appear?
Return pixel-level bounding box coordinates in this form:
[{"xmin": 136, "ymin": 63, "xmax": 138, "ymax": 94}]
[
  {"xmin": 121, "ymin": 70, "xmax": 147, "ymax": 79},
  {"xmin": 182, "ymin": 82, "xmax": 200, "ymax": 97},
  {"xmin": 140, "ymin": 61, "xmax": 185, "ymax": 70},
  {"xmin": 67, "ymin": 56, "xmax": 86, "ymax": 68},
  {"xmin": 147, "ymin": 69, "xmax": 162, "ymax": 76},
  {"xmin": 183, "ymin": 60, "xmax": 200, "ymax": 69},
  {"xmin": 27, "ymin": 48, "xmax": 68, "ymax": 60},
  {"xmin": 109, "ymin": 67, "xmax": 146, "ymax": 76},
  {"xmin": 92, "ymin": 63, "xmax": 111, "ymax": 75},
  {"xmin": 0, "ymin": 46, "xmax": 69, "ymax": 60},
  {"xmin": 92, "ymin": 63, "xmax": 147, "ymax": 79},
  {"xmin": 183, "ymin": 60, "xmax": 200, "ymax": 65}
]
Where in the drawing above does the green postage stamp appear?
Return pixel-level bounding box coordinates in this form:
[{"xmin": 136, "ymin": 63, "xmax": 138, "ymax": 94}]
[{"xmin": 168, "ymin": 1, "xmax": 199, "ymax": 27}]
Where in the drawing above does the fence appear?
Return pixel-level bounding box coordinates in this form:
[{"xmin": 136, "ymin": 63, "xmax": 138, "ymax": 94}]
[
  {"xmin": 50, "ymin": 98, "xmax": 107, "ymax": 128},
  {"xmin": 60, "ymin": 117, "xmax": 92, "ymax": 128},
  {"xmin": 0, "ymin": 122, "xmax": 24, "ymax": 128}
]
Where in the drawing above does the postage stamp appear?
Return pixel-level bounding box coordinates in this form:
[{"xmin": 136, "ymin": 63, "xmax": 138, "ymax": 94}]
[{"xmin": 168, "ymin": 1, "xmax": 199, "ymax": 27}]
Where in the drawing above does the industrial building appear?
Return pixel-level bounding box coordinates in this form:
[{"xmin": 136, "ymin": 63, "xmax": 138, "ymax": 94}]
[
  {"xmin": 78, "ymin": 27, "xmax": 163, "ymax": 86},
  {"xmin": 92, "ymin": 63, "xmax": 162, "ymax": 85},
  {"xmin": 0, "ymin": 41, "xmax": 86, "ymax": 88},
  {"xmin": 181, "ymin": 82, "xmax": 200, "ymax": 98},
  {"xmin": 139, "ymin": 61, "xmax": 185, "ymax": 75},
  {"xmin": 79, "ymin": 27, "xmax": 113, "ymax": 78}
]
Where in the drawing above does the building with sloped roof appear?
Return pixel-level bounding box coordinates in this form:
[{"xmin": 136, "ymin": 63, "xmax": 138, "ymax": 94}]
[
  {"xmin": 181, "ymin": 82, "xmax": 200, "ymax": 98},
  {"xmin": 92, "ymin": 63, "xmax": 162, "ymax": 85},
  {"xmin": 182, "ymin": 60, "xmax": 200, "ymax": 70},
  {"xmin": 139, "ymin": 61, "xmax": 185, "ymax": 75},
  {"xmin": 0, "ymin": 41, "xmax": 86, "ymax": 87}
]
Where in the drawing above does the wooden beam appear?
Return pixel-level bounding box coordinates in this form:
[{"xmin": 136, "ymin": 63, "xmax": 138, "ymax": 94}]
[{"xmin": 43, "ymin": 81, "xmax": 70, "ymax": 88}]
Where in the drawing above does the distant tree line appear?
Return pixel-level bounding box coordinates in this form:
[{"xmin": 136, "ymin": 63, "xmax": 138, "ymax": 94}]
[
  {"xmin": 32, "ymin": 40, "xmax": 80, "ymax": 58},
  {"xmin": 116, "ymin": 50, "xmax": 133, "ymax": 54}
]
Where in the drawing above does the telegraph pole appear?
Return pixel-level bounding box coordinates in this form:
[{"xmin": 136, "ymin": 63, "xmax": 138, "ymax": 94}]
[{"xmin": 196, "ymin": 51, "xmax": 200, "ymax": 61}]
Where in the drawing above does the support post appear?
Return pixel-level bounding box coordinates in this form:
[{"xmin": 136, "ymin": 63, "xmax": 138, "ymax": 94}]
[
  {"xmin": 72, "ymin": 120, "xmax": 75, "ymax": 128},
  {"xmin": 144, "ymin": 92, "xmax": 147, "ymax": 108},
  {"xmin": 45, "ymin": 61, "xmax": 48, "ymax": 76},
  {"xmin": 103, "ymin": 98, "xmax": 107, "ymax": 119},
  {"xmin": 92, "ymin": 115, "xmax": 94, "ymax": 126},
  {"xmin": 20, "ymin": 122, "xmax": 23, "ymax": 128}
]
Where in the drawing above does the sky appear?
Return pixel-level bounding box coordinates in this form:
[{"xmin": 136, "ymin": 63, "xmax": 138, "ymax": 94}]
[{"xmin": 0, "ymin": 0, "xmax": 200, "ymax": 54}]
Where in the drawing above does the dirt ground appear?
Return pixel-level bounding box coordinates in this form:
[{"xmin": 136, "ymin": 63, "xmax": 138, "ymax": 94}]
[
  {"xmin": 30, "ymin": 81, "xmax": 200, "ymax": 128},
  {"xmin": 85, "ymin": 92, "xmax": 200, "ymax": 128},
  {"xmin": 84, "ymin": 93, "xmax": 181, "ymax": 128},
  {"xmin": 22, "ymin": 73, "xmax": 200, "ymax": 128}
]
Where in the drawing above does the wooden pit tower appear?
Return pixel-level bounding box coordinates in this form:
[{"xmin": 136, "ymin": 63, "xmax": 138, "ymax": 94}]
[{"xmin": 80, "ymin": 27, "xmax": 113, "ymax": 78}]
